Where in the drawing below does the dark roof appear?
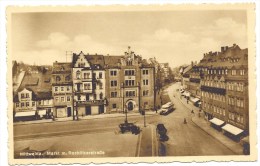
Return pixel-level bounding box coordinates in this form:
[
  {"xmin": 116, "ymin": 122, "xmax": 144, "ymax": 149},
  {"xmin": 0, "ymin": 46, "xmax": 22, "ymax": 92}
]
[
  {"xmin": 53, "ymin": 62, "xmax": 72, "ymax": 73},
  {"xmin": 198, "ymin": 44, "xmax": 248, "ymax": 69},
  {"xmin": 72, "ymin": 52, "xmax": 105, "ymax": 69},
  {"xmin": 104, "ymin": 55, "xmax": 123, "ymax": 68},
  {"xmin": 16, "ymin": 70, "xmax": 52, "ymax": 100},
  {"xmin": 35, "ymin": 91, "xmax": 52, "ymax": 100}
]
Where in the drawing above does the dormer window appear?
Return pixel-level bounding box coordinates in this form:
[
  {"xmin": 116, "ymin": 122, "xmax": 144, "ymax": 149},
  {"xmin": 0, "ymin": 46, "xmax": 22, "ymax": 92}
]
[{"xmin": 56, "ymin": 76, "xmax": 61, "ymax": 82}]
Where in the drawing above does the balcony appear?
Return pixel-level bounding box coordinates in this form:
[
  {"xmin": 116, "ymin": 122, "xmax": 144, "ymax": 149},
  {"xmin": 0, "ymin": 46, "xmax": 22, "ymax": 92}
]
[
  {"xmin": 76, "ymin": 100, "xmax": 105, "ymax": 106},
  {"xmin": 201, "ymin": 85, "xmax": 226, "ymax": 95}
]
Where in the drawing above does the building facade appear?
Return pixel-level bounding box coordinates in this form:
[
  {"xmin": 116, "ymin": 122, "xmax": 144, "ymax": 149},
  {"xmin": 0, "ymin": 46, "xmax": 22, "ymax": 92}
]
[
  {"xmin": 72, "ymin": 52, "xmax": 106, "ymax": 116},
  {"xmin": 104, "ymin": 47, "xmax": 155, "ymax": 113},
  {"xmin": 199, "ymin": 44, "xmax": 249, "ymax": 138},
  {"xmin": 52, "ymin": 62, "xmax": 73, "ymax": 118}
]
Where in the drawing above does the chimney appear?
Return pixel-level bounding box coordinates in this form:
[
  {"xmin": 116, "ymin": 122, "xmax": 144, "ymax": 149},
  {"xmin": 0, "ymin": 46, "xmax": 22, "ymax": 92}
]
[
  {"xmin": 225, "ymin": 46, "xmax": 229, "ymax": 51},
  {"xmin": 233, "ymin": 43, "xmax": 236, "ymax": 47},
  {"xmin": 221, "ymin": 46, "xmax": 225, "ymax": 52}
]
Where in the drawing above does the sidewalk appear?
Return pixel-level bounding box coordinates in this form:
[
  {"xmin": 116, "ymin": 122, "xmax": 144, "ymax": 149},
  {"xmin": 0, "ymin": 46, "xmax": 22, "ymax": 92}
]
[
  {"xmin": 14, "ymin": 111, "xmax": 158, "ymax": 125},
  {"xmin": 178, "ymin": 94, "xmax": 243, "ymax": 155}
]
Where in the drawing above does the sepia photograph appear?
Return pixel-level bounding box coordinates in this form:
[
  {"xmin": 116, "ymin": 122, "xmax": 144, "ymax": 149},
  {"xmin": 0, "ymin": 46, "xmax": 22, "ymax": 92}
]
[{"xmin": 6, "ymin": 4, "xmax": 256, "ymax": 164}]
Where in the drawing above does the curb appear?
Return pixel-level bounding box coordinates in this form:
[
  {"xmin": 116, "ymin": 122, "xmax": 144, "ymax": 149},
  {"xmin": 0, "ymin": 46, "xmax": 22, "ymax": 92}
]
[{"xmin": 14, "ymin": 112, "xmax": 158, "ymax": 126}]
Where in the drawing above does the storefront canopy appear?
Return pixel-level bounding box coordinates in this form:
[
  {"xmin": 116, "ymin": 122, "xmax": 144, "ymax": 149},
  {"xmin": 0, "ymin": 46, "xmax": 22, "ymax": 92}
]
[
  {"xmin": 15, "ymin": 111, "xmax": 35, "ymax": 117},
  {"xmin": 222, "ymin": 124, "xmax": 244, "ymax": 136},
  {"xmin": 190, "ymin": 97, "xmax": 200, "ymax": 103},
  {"xmin": 209, "ymin": 118, "xmax": 225, "ymax": 126}
]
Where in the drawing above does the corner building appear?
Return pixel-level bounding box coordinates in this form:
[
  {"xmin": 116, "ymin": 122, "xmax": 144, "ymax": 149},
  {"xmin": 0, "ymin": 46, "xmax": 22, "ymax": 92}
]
[
  {"xmin": 104, "ymin": 47, "xmax": 155, "ymax": 113},
  {"xmin": 72, "ymin": 52, "xmax": 106, "ymax": 116},
  {"xmin": 199, "ymin": 44, "xmax": 249, "ymax": 139}
]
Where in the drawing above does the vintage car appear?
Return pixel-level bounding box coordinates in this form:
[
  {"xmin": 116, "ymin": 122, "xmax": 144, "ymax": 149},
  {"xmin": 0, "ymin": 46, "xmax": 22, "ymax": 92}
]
[{"xmin": 119, "ymin": 122, "xmax": 140, "ymax": 134}]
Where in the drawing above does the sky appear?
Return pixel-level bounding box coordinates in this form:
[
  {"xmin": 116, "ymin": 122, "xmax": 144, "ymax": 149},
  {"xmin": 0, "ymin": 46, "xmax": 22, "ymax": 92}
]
[{"xmin": 11, "ymin": 10, "xmax": 247, "ymax": 68}]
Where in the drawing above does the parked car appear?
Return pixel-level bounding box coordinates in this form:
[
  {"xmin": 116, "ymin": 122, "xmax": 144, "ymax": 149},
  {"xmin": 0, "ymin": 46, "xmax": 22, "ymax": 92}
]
[
  {"xmin": 119, "ymin": 122, "xmax": 140, "ymax": 134},
  {"xmin": 156, "ymin": 123, "xmax": 169, "ymax": 142}
]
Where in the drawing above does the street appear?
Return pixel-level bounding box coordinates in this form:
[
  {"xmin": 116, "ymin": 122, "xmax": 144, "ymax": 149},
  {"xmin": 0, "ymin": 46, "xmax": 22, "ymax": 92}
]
[{"xmin": 14, "ymin": 82, "xmax": 234, "ymax": 158}]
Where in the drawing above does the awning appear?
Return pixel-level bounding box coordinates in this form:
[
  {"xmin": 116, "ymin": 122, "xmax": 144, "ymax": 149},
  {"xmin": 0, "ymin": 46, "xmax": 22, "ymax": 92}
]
[
  {"xmin": 38, "ymin": 110, "xmax": 47, "ymax": 116},
  {"xmin": 190, "ymin": 97, "xmax": 200, "ymax": 103},
  {"xmin": 15, "ymin": 111, "xmax": 35, "ymax": 117},
  {"xmin": 209, "ymin": 118, "xmax": 225, "ymax": 126},
  {"xmin": 222, "ymin": 124, "xmax": 244, "ymax": 136}
]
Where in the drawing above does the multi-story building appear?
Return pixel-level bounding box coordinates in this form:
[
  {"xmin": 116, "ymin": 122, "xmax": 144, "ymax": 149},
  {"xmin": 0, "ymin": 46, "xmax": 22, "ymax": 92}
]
[
  {"xmin": 72, "ymin": 52, "xmax": 106, "ymax": 116},
  {"xmin": 13, "ymin": 68, "xmax": 53, "ymax": 120},
  {"xmin": 52, "ymin": 62, "xmax": 73, "ymax": 118},
  {"xmin": 104, "ymin": 47, "xmax": 155, "ymax": 113},
  {"xmin": 199, "ymin": 44, "xmax": 248, "ymax": 139}
]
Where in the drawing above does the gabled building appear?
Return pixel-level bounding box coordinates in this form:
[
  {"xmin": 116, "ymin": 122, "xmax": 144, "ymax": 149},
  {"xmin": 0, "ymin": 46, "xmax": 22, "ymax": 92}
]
[
  {"xmin": 52, "ymin": 62, "xmax": 73, "ymax": 118},
  {"xmin": 200, "ymin": 44, "xmax": 249, "ymax": 140},
  {"xmin": 72, "ymin": 52, "xmax": 106, "ymax": 116},
  {"xmin": 104, "ymin": 47, "xmax": 155, "ymax": 113}
]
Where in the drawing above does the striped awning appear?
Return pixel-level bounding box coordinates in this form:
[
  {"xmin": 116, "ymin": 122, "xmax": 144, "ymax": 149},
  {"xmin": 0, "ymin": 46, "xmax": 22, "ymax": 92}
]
[{"xmin": 15, "ymin": 111, "xmax": 35, "ymax": 117}]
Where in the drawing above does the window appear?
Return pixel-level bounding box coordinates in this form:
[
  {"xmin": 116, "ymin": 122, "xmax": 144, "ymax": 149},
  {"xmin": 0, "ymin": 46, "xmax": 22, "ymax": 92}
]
[
  {"xmin": 65, "ymin": 75, "xmax": 70, "ymax": 81},
  {"xmin": 240, "ymin": 69, "xmax": 245, "ymax": 75},
  {"xmin": 61, "ymin": 86, "xmax": 64, "ymax": 91},
  {"xmin": 125, "ymin": 80, "xmax": 135, "ymax": 86},
  {"xmin": 61, "ymin": 97, "xmax": 65, "ymax": 102},
  {"xmin": 67, "ymin": 96, "xmax": 70, "ymax": 102},
  {"xmin": 16, "ymin": 103, "xmax": 19, "ymax": 107},
  {"xmin": 26, "ymin": 102, "xmax": 29, "ymax": 107},
  {"xmin": 55, "ymin": 97, "xmax": 59, "ymax": 102},
  {"xmin": 76, "ymin": 71, "xmax": 81, "ymax": 79},
  {"xmin": 143, "ymin": 69, "xmax": 149, "ymax": 75},
  {"xmin": 125, "ymin": 70, "xmax": 135, "ymax": 76},
  {"xmin": 143, "ymin": 90, "xmax": 149, "ymax": 96},
  {"xmin": 56, "ymin": 76, "xmax": 61, "ymax": 82},
  {"xmin": 110, "ymin": 70, "xmax": 117, "ymax": 76},
  {"xmin": 84, "ymin": 83, "xmax": 91, "ymax": 90},
  {"xmin": 231, "ymin": 69, "xmax": 237, "ymax": 75},
  {"xmin": 26, "ymin": 93, "xmax": 29, "ymax": 98},
  {"xmin": 112, "ymin": 104, "xmax": 117, "ymax": 109},
  {"xmin": 126, "ymin": 91, "xmax": 135, "ymax": 97},
  {"xmin": 55, "ymin": 87, "xmax": 58, "ymax": 92},
  {"xmin": 21, "ymin": 102, "xmax": 24, "ymax": 107},
  {"xmin": 110, "ymin": 80, "xmax": 117, "ymax": 87},
  {"xmin": 99, "ymin": 72, "xmax": 102, "ymax": 78},
  {"xmin": 100, "ymin": 93, "xmax": 103, "ymax": 99},
  {"xmin": 111, "ymin": 92, "xmax": 117, "ymax": 98},
  {"xmin": 143, "ymin": 79, "xmax": 149, "ymax": 85},
  {"xmin": 225, "ymin": 69, "xmax": 228, "ymax": 75},
  {"xmin": 77, "ymin": 95, "xmax": 81, "ymax": 101},
  {"xmin": 94, "ymin": 94, "xmax": 97, "ymax": 100},
  {"xmin": 67, "ymin": 86, "xmax": 70, "ymax": 91},
  {"xmin": 86, "ymin": 94, "xmax": 90, "ymax": 101},
  {"xmin": 21, "ymin": 93, "xmax": 25, "ymax": 99}
]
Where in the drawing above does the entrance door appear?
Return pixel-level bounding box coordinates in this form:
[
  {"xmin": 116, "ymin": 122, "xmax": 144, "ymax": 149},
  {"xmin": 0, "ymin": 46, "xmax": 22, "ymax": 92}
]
[
  {"xmin": 67, "ymin": 107, "xmax": 72, "ymax": 117},
  {"xmin": 128, "ymin": 102, "xmax": 133, "ymax": 111},
  {"xmin": 99, "ymin": 105, "xmax": 104, "ymax": 114},
  {"xmin": 86, "ymin": 106, "xmax": 91, "ymax": 115}
]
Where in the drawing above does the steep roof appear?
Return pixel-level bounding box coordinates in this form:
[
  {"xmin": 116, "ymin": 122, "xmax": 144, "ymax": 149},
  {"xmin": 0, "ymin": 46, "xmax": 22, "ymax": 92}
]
[
  {"xmin": 72, "ymin": 52, "xmax": 105, "ymax": 69},
  {"xmin": 16, "ymin": 70, "xmax": 52, "ymax": 101},
  {"xmin": 52, "ymin": 62, "xmax": 72, "ymax": 73},
  {"xmin": 104, "ymin": 55, "xmax": 123, "ymax": 68}
]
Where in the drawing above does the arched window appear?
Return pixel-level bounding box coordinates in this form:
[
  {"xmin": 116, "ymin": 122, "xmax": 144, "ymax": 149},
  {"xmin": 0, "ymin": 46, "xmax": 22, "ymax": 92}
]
[
  {"xmin": 65, "ymin": 75, "xmax": 70, "ymax": 81},
  {"xmin": 56, "ymin": 76, "xmax": 61, "ymax": 82},
  {"xmin": 100, "ymin": 92, "xmax": 103, "ymax": 100}
]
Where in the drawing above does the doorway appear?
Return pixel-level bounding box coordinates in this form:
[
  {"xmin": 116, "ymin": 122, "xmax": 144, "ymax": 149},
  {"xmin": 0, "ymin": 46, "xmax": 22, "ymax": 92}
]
[
  {"xmin": 67, "ymin": 107, "xmax": 72, "ymax": 117},
  {"xmin": 86, "ymin": 106, "xmax": 91, "ymax": 115},
  {"xmin": 127, "ymin": 101, "xmax": 133, "ymax": 111}
]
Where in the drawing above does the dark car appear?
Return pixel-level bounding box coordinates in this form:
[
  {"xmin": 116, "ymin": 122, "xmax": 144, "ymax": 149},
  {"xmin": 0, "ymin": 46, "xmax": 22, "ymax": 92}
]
[
  {"xmin": 156, "ymin": 124, "xmax": 167, "ymax": 135},
  {"xmin": 156, "ymin": 123, "xmax": 169, "ymax": 142},
  {"xmin": 119, "ymin": 122, "xmax": 140, "ymax": 134}
]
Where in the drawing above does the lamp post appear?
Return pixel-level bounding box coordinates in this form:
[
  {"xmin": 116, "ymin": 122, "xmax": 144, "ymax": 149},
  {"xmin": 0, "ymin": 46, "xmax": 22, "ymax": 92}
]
[{"xmin": 121, "ymin": 82, "xmax": 128, "ymax": 123}]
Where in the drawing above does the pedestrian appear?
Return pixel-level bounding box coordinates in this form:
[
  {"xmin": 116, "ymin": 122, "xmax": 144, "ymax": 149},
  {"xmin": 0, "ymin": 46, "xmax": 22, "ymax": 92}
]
[{"xmin": 184, "ymin": 118, "xmax": 187, "ymax": 124}]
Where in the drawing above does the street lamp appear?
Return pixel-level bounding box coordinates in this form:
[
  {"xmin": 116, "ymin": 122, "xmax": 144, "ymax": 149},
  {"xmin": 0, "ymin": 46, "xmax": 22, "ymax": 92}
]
[{"xmin": 121, "ymin": 82, "xmax": 128, "ymax": 123}]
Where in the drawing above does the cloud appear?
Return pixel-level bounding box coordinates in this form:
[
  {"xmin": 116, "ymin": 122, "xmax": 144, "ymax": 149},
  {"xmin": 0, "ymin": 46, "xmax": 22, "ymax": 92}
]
[{"xmin": 13, "ymin": 17, "xmax": 247, "ymax": 68}]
